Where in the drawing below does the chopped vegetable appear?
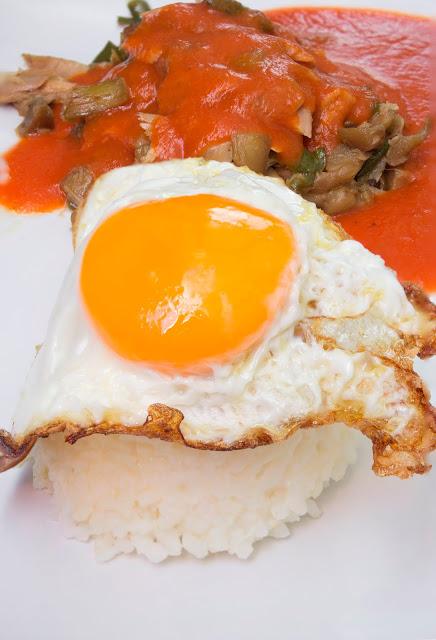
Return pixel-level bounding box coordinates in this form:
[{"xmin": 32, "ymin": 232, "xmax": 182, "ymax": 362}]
[
  {"xmin": 372, "ymin": 103, "xmax": 401, "ymax": 133},
  {"xmin": 231, "ymin": 133, "xmax": 270, "ymax": 173},
  {"xmin": 325, "ymin": 145, "xmax": 367, "ymax": 173},
  {"xmin": 118, "ymin": 0, "xmax": 151, "ymax": 26},
  {"xmin": 310, "ymin": 146, "xmax": 366, "ymax": 193},
  {"xmin": 294, "ymin": 107, "xmax": 313, "ymax": 138},
  {"xmin": 296, "ymin": 148, "xmax": 326, "ymax": 175},
  {"xmin": 312, "ymin": 145, "xmax": 367, "ymax": 193},
  {"xmin": 286, "ymin": 148, "xmax": 326, "ymax": 192},
  {"xmin": 307, "ymin": 185, "xmax": 358, "ymax": 214},
  {"xmin": 365, "ymin": 159, "xmax": 387, "ymax": 186},
  {"xmin": 339, "ymin": 123, "xmax": 385, "ymax": 151},
  {"xmin": 205, "ymin": 0, "xmax": 245, "ymax": 16},
  {"xmin": 134, "ymin": 135, "xmax": 151, "ymax": 163},
  {"xmin": 60, "ymin": 166, "xmax": 94, "ymax": 209},
  {"xmin": 339, "ymin": 102, "xmax": 404, "ymax": 152},
  {"xmin": 287, "ymin": 106, "xmax": 313, "ymax": 139},
  {"xmin": 138, "ymin": 112, "xmax": 157, "ymax": 135},
  {"xmin": 388, "ymin": 113, "xmax": 405, "ymax": 137},
  {"xmin": 205, "ymin": 0, "xmax": 273, "ymax": 32},
  {"xmin": 386, "ymin": 119, "xmax": 430, "ymax": 166},
  {"xmin": 204, "ymin": 141, "xmax": 233, "ymax": 162},
  {"xmin": 16, "ymin": 97, "xmax": 54, "ymax": 136},
  {"xmin": 355, "ymin": 141, "xmax": 389, "ymax": 181},
  {"xmin": 252, "ymin": 11, "xmax": 274, "ymax": 33},
  {"xmin": 308, "ymin": 182, "xmax": 379, "ymax": 215},
  {"xmin": 384, "ymin": 168, "xmax": 414, "ymax": 190},
  {"xmin": 93, "ymin": 41, "xmax": 128, "ymax": 64},
  {"xmin": 63, "ymin": 78, "xmax": 129, "ymax": 120},
  {"xmin": 357, "ymin": 184, "xmax": 378, "ymax": 206},
  {"xmin": 286, "ymin": 173, "xmax": 314, "ymax": 192}
]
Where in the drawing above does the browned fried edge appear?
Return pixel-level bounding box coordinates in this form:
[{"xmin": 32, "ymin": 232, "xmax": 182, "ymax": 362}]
[
  {"xmin": 402, "ymin": 281, "xmax": 436, "ymax": 358},
  {"xmin": 0, "ymin": 404, "xmax": 184, "ymax": 473},
  {"xmin": 161, "ymin": 363, "xmax": 436, "ymax": 479},
  {"xmin": 1, "ymin": 367, "xmax": 435, "ymax": 479}
]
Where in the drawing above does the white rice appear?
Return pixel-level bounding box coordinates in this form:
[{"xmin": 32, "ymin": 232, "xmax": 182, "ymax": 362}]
[{"xmin": 32, "ymin": 424, "xmax": 358, "ymax": 562}]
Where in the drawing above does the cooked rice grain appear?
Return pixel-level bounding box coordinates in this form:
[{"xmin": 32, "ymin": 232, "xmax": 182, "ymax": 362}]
[{"xmin": 32, "ymin": 424, "xmax": 358, "ymax": 562}]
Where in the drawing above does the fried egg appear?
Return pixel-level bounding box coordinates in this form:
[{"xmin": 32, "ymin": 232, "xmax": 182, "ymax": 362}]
[{"xmin": 1, "ymin": 159, "xmax": 435, "ymax": 477}]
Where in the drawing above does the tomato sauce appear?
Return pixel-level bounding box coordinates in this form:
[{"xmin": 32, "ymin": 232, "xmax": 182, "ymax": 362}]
[
  {"xmin": 0, "ymin": 3, "xmax": 433, "ymax": 288},
  {"xmin": 270, "ymin": 8, "xmax": 434, "ymax": 289},
  {"xmin": 0, "ymin": 3, "xmax": 375, "ymax": 214}
]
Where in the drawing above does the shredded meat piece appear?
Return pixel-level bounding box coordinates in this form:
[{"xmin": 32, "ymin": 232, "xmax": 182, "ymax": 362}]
[
  {"xmin": 340, "ymin": 123, "xmax": 386, "ymax": 151},
  {"xmin": 310, "ymin": 145, "xmax": 367, "ymax": 194},
  {"xmin": 357, "ymin": 183, "xmax": 379, "ymax": 205},
  {"xmin": 373, "ymin": 103, "xmax": 404, "ymax": 133},
  {"xmin": 60, "ymin": 166, "xmax": 94, "ymax": 209},
  {"xmin": 0, "ymin": 54, "xmax": 87, "ymax": 111},
  {"xmin": 384, "ymin": 168, "xmax": 414, "ymax": 190},
  {"xmin": 231, "ymin": 132, "xmax": 271, "ymax": 173},
  {"xmin": 388, "ymin": 113, "xmax": 405, "ymax": 137},
  {"xmin": 16, "ymin": 78, "xmax": 74, "ymax": 116},
  {"xmin": 339, "ymin": 103, "xmax": 404, "ymax": 152},
  {"xmin": 308, "ymin": 181, "xmax": 379, "ymax": 214},
  {"xmin": 22, "ymin": 54, "xmax": 87, "ymax": 78},
  {"xmin": 386, "ymin": 121, "xmax": 430, "ymax": 166},
  {"xmin": 204, "ymin": 141, "xmax": 233, "ymax": 162},
  {"xmin": 307, "ymin": 185, "xmax": 358, "ymax": 214}
]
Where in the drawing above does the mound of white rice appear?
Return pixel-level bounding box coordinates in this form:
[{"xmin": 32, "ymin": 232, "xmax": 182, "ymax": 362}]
[{"xmin": 32, "ymin": 424, "xmax": 358, "ymax": 562}]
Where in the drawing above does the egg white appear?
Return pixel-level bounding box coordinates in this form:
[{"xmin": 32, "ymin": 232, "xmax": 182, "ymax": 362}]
[{"xmin": 13, "ymin": 159, "xmax": 420, "ymax": 444}]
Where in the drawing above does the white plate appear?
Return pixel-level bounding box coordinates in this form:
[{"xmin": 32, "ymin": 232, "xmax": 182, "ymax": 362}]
[{"xmin": 0, "ymin": 2, "xmax": 434, "ymax": 639}]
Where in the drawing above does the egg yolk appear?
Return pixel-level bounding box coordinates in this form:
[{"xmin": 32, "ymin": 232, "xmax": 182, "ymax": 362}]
[{"xmin": 80, "ymin": 194, "xmax": 295, "ymax": 374}]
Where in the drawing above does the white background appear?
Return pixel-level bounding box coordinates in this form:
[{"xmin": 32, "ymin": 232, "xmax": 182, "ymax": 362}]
[{"xmin": 0, "ymin": 1, "xmax": 435, "ymax": 639}]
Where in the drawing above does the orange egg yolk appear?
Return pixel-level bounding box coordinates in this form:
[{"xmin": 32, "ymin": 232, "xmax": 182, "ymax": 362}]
[{"xmin": 80, "ymin": 194, "xmax": 296, "ymax": 374}]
